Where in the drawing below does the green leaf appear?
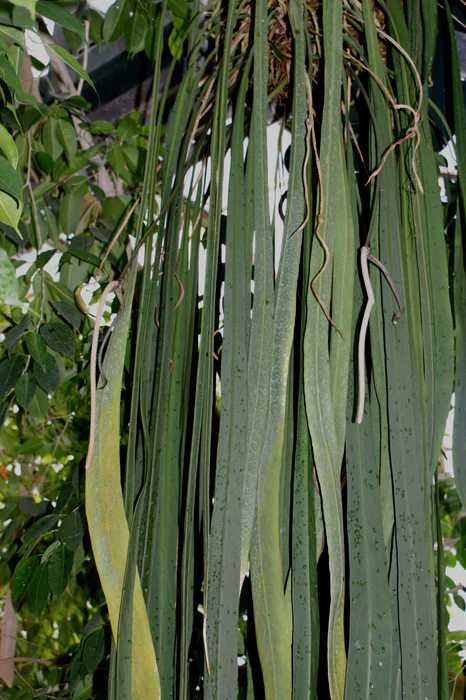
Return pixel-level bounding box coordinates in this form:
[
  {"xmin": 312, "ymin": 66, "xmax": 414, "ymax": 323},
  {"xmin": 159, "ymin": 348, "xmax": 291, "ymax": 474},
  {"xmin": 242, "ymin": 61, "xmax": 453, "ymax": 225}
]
[
  {"xmin": 9, "ymin": 0, "xmax": 36, "ymax": 19},
  {"xmin": 47, "ymin": 42, "xmax": 95, "ymax": 89},
  {"xmin": 58, "ymin": 190, "xmax": 82, "ymax": 235},
  {"xmin": 47, "ymin": 542, "xmax": 74, "ymax": 596},
  {"xmin": 57, "ymin": 119, "xmax": 78, "ymax": 162},
  {"xmin": 82, "ymin": 627, "xmax": 105, "ymax": 674},
  {"xmin": 59, "ymin": 511, "xmax": 84, "ymax": 551},
  {"xmin": 88, "ymin": 120, "xmax": 114, "ymax": 135},
  {"xmin": 302, "ymin": 3, "xmax": 351, "ymax": 697},
  {"xmin": 12, "ymin": 6, "xmax": 34, "ymax": 29},
  {"xmin": 249, "ymin": 6, "xmax": 306, "ymax": 694},
  {"xmin": 19, "ymin": 497, "xmax": 47, "ymax": 516},
  {"xmin": 16, "ymin": 373, "xmax": 37, "ymax": 409},
  {"xmin": 40, "ymin": 321, "xmax": 75, "ymax": 357},
  {"xmin": 33, "ymin": 352, "xmax": 60, "ymax": 393},
  {"xmin": 42, "ymin": 119, "xmax": 64, "ymax": 161},
  {"xmin": 122, "ymin": 144, "xmax": 139, "ymax": 173},
  {"xmin": 25, "ymin": 332, "xmax": 48, "ymax": 363},
  {"xmin": 0, "ymin": 56, "xmax": 34, "ymax": 103},
  {"xmin": 51, "ymin": 298, "xmax": 81, "ymax": 330},
  {"xmin": 35, "ymin": 249, "xmax": 55, "ymax": 269},
  {"xmin": 0, "ymin": 123, "xmax": 19, "ymax": 168},
  {"xmin": 22, "ymin": 514, "xmax": 59, "ymax": 548},
  {"xmin": 168, "ymin": 0, "xmax": 189, "ymax": 21},
  {"xmin": 116, "ymin": 112, "xmax": 142, "ymax": 140},
  {"xmin": 16, "ymin": 374, "xmax": 48, "ymax": 418},
  {"xmin": 107, "ymin": 144, "xmax": 132, "ymax": 182},
  {"xmin": 27, "ymin": 563, "xmax": 49, "ymax": 614},
  {"xmin": 37, "ymin": 1, "xmax": 84, "ymax": 39},
  {"xmin": 0, "ymin": 191, "xmax": 22, "ymax": 232},
  {"xmin": 0, "ymin": 248, "xmax": 22, "ymax": 306},
  {"xmin": 102, "ymin": 195, "xmax": 130, "ymax": 227},
  {"xmin": 205, "ymin": 54, "xmax": 251, "ymax": 700},
  {"xmin": 47, "ymin": 278, "xmax": 82, "ymax": 330},
  {"xmin": 35, "ymin": 150, "xmax": 54, "ymax": 174},
  {"xmin": 0, "ymin": 24, "xmax": 25, "ymax": 47},
  {"xmin": 0, "ymin": 356, "xmax": 26, "ymax": 395},
  {"xmin": 126, "ymin": 9, "xmax": 148, "ymax": 56},
  {"xmin": 11, "ymin": 557, "xmax": 39, "ymax": 609},
  {"xmin": 102, "ymin": 0, "xmax": 128, "ymax": 42},
  {"xmin": 72, "ymin": 675, "xmax": 93, "ymax": 700},
  {"xmin": 168, "ymin": 25, "xmax": 183, "ymax": 61},
  {"xmin": 0, "ymin": 156, "xmax": 22, "ymax": 204},
  {"xmin": 41, "ymin": 540, "xmax": 61, "ymax": 563}
]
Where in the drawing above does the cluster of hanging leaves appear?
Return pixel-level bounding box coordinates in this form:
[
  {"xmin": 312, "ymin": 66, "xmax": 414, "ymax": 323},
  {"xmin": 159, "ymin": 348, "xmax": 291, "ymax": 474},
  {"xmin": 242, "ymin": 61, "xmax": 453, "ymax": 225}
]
[
  {"xmin": 79, "ymin": 0, "xmax": 466, "ymax": 699},
  {"xmin": 1, "ymin": 0, "xmax": 466, "ymax": 698}
]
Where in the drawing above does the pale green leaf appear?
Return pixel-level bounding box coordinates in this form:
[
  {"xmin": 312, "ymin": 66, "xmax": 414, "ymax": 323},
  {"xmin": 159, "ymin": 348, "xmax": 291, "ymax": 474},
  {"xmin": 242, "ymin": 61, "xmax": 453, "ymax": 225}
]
[
  {"xmin": 9, "ymin": 0, "xmax": 36, "ymax": 19},
  {"xmin": 0, "ymin": 248, "xmax": 22, "ymax": 306},
  {"xmin": 47, "ymin": 42, "xmax": 95, "ymax": 89},
  {"xmin": 0, "ymin": 124, "xmax": 19, "ymax": 169}
]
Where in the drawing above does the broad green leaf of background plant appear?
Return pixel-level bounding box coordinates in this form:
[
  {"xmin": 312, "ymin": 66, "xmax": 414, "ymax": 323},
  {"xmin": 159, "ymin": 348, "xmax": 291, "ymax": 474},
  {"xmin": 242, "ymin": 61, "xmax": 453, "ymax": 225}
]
[
  {"xmin": 0, "ymin": 157, "xmax": 22, "ymax": 204},
  {"xmin": 47, "ymin": 42, "xmax": 95, "ymax": 89},
  {"xmin": 9, "ymin": 0, "xmax": 36, "ymax": 19},
  {"xmin": 0, "ymin": 124, "xmax": 18, "ymax": 168},
  {"xmin": 0, "ymin": 248, "xmax": 22, "ymax": 306},
  {"xmin": 0, "ymin": 24, "xmax": 25, "ymax": 47},
  {"xmin": 37, "ymin": 1, "xmax": 85, "ymax": 39},
  {"xmin": 0, "ymin": 191, "xmax": 22, "ymax": 232}
]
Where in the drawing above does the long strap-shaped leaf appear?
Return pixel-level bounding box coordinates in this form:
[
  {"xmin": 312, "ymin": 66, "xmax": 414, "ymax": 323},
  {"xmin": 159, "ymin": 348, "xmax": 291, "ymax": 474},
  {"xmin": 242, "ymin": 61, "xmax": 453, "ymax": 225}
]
[
  {"xmin": 240, "ymin": 0, "xmax": 274, "ymax": 584},
  {"xmin": 291, "ymin": 80, "xmax": 321, "ymax": 694},
  {"xmin": 140, "ymin": 74, "xmax": 203, "ymax": 698},
  {"xmin": 445, "ymin": 2, "xmax": 466, "ymax": 510},
  {"xmin": 303, "ymin": 1, "xmax": 348, "ymax": 696},
  {"xmin": 197, "ymin": 0, "xmax": 239, "ymax": 688},
  {"xmin": 345, "ymin": 260, "xmax": 396, "ymax": 697},
  {"xmin": 205, "ymin": 57, "xmax": 250, "ymax": 699},
  {"xmin": 383, "ymin": 7, "xmax": 445, "ymax": 697},
  {"xmin": 85, "ymin": 266, "xmax": 160, "ymax": 700},
  {"xmin": 250, "ymin": 3, "xmax": 306, "ymax": 696}
]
